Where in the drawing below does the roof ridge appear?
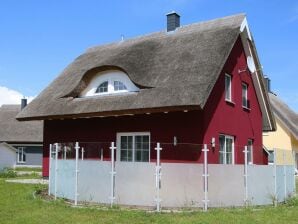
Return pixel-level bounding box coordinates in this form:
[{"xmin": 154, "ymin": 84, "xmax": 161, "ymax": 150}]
[{"xmin": 86, "ymin": 13, "xmax": 246, "ymax": 53}]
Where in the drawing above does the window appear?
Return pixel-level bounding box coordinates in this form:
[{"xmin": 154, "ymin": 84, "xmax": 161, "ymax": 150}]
[
  {"xmin": 17, "ymin": 147, "xmax": 26, "ymax": 163},
  {"xmin": 225, "ymin": 74, "xmax": 232, "ymax": 101},
  {"xmin": 268, "ymin": 151, "xmax": 274, "ymax": 165},
  {"xmin": 242, "ymin": 83, "xmax": 249, "ymax": 108},
  {"xmin": 219, "ymin": 135, "xmax": 234, "ymax": 164},
  {"xmin": 114, "ymin": 81, "xmax": 127, "ymax": 91},
  {"xmin": 117, "ymin": 133, "xmax": 150, "ymax": 162},
  {"xmin": 95, "ymin": 81, "xmax": 108, "ymax": 93},
  {"xmin": 80, "ymin": 70, "xmax": 139, "ymax": 97},
  {"xmin": 247, "ymin": 139, "xmax": 253, "ymax": 164}
]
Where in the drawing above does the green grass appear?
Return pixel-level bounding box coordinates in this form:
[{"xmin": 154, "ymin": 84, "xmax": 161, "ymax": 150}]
[
  {"xmin": 14, "ymin": 167, "xmax": 42, "ymax": 172},
  {"xmin": 0, "ymin": 178, "xmax": 297, "ymax": 224}
]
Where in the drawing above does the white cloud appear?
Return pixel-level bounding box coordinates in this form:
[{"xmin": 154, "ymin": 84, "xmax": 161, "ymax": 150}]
[{"xmin": 0, "ymin": 86, "xmax": 35, "ymax": 106}]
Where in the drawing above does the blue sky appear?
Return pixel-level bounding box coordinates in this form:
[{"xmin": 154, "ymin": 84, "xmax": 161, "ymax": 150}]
[{"xmin": 0, "ymin": 0, "xmax": 297, "ymax": 112}]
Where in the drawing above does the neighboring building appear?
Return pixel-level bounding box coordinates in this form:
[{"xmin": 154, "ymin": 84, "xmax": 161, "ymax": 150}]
[
  {"xmin": 263, "ymin": 84, "xmax": 298, "ymax": 168},
  {"xmin": 0, "ymin": 142, "xmax": 17, "ymax": 170},
  {"xmin": 0, "ymin": 102, "xmax": 43, "ymax": 167},
  {"xmin": 17, "ymin": 13, "xmax": 276, "ymax": 177}
]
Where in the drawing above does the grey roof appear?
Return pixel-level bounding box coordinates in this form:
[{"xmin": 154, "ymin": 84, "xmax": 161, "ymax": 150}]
[
  {"xmin": 269, "ymin": 93, "xmax": 298, "ymax": 139},
  {"xmin": 0, "ymin": 105, "xmax": 43, "ymax": 143},
  {"xmin": 16, "ymin": 13, "xmax": 274, "ymax": 132}
]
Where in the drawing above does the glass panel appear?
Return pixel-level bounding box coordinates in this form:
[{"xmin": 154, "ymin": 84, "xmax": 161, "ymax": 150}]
[
  {"xmin": 114, "ymin": 81, "xmax": 127, "ymax": 91},
  {"xmin": 95, "ymin": 81, "xmax": 108, "ymax": 93},
  {"xmin": 242, "ymin": 84, "xmax": 247, "ymax": 107},
  {"xmin": 134, "ymin": 135, "xmax": 149, "ymax": 162},
  {"xmin": 226, "ymin": 138, "xmax": 233, "ymax": 153},
  {"xmin": 268, "ymin": 151, "xmax": 274, "ymax": 164},
  {"xmin": 219, "ymin": 135, "xmax": 225, "ymax": 164},
  {"xmin": 226, "ymin": 152, "xmax": 232, "ymax": 164},
  {"xmin": 225, "ymin": 75, "xmax": 231, "ymax": 100},
  {"xmin": 120, "ymin": 135, "xmax": 133, "ymax": 162},
  {"xmin": 247, "ymin": 139, "xmax": 253, "ymax": 164},
  {"xmin": 135, "ymin": 150, "xmax": 142, "ymax": 162}
]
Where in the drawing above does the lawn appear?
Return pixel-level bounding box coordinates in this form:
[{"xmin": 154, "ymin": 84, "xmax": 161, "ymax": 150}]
[{"xmin": 0, "ymin": 178, "xmax": 297, "ymax": 224}]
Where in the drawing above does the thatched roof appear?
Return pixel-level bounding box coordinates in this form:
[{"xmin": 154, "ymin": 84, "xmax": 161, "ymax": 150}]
[
  {"xmin": 16, "ymin": 13, "xmax": 274, "ymax": 131},
  {"xmin": 269, "ymin": 93, "xmax": 298, "ymax": 139},
  {"xmin": 0, "ymin": 105, "xmax": 43, "ymax": 143}
]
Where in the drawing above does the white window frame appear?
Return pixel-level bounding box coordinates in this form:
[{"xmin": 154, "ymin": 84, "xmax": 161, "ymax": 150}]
[
  {"xmin": 116, "ymin": 132, "xmax": 150, "ymax": 162},
  {"xmin": 219, "ymin": 134, "xmax": 235, "ymax": 164},
  {"xmin": 17, "ymin": 147, "xmax": 26, "ymax": 163},
  {"xmin": 247, "ymin": 139, "xmax": 253, "ymax": 165},
  {"xmin": 242, "ymin": 82, "xmax": 248, "ymax": 108},
  {"xmin": 80, "ymin": 70, "xmax": 139, "ymax": 97},
  {"xmin": 225, "ymin": 74, "xmax": 232, "ymax": 102}
]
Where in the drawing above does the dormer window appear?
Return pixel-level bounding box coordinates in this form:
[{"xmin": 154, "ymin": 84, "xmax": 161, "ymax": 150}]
[
  {"xmin": 96, "ymin": 81, "xmax": 108, "ymax": 93},
  {"xmin": 79, "ymin": 70, "xmax": 139, "ymax": 97},
  {"xmin": 114, "ymin": 81, "xmax": 127, "ymax": 91}
]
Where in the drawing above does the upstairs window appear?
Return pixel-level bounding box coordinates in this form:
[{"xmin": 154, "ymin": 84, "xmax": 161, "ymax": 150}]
[
  {"xmin": 225, "ymin": 74, "xmax": 232, "ymax": 102},
  {"xmin": 96, "ymin": 81, "xmax": 108, "ymax": 93},
  {"xmin": 242, "ymin": 83, "xmax": 249, "ymax": 108},
  {"xmin": 80, "ymin": 70, "xmax": 139, "ymax": 97}
]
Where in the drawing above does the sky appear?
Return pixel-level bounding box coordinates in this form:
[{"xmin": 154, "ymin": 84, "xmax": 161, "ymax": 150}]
[{"xmin": 0, "ymin": 0, "xmax": 297, "ymax": 112}]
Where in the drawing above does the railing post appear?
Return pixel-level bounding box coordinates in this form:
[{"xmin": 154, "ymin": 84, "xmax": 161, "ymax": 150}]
[
  {"xmin": 243, "ymin": 146, "xmax": 248, "ymax": 206},
  {"xmin": 202, "ymin": 144, "xmax": 209, "ymax": 211},
  {"xmin": 48, "ymin": 144, "xmax": 52, "ymax": 196},
  {"xmin": 155, "ymin": 143, "xmax": 162, "ymax": 212},
  {"xmin": 75, "ymin": 142, "xmax": 80, "ymax": 206},
  {"xmin": 54, "ymin": 143, "xmax": 59, "ymax": 200},
  {"xmin": 109, "ymin": 142, "xmax": 116, "ymax": 207}
]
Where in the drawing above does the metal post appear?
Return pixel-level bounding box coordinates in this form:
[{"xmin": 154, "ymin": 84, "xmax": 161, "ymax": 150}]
[
  {"xmin": 283, "ymin": 151, "xmax": 287, "ymax": 201},
  {"xmin": 202, "ymin": 144, "xmax": 209, "ymax": 211},
  {"xmin": 273, "ymin": 148, "xmax": 277, "ymax": 206},
  {"xmin": 81, "ymin": 147, "xmax": 84, "ymax": 161},
  {"xmin": 155, "ymin": 143, "xmax": 162, "ymax": 212},
  {"xmin": 54, "ymin": 143, "xmax": 58, "ymax": 200},
  {"xmin": 109, "ymin": 142, "xmax": 116, "ymax": 207},
  {"xmin": 48, "ymin": 144, "xmax": 52, "ymax": 195},
  {"xmin": 243, "ymin": 146, "xmax": 248, "ymax": 206},
  {"xmin": 74, "ymin": 142, "xmax": 80, "ymax": 206}
]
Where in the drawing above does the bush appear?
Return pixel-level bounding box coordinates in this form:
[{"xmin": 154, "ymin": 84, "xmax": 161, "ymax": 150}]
[{"xmin": 0, "ymin": 168, "xmax": 17, "ymax": 178}]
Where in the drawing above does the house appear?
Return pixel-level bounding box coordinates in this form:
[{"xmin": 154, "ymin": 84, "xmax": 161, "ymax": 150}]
[
  {"xmin": 263, "ymin": 80, "xmax": 298, "ymax": 168},
  {"xmin": 16, "ymin": 13, "xmax": 276, "ymax": 178},
  {"xmin": 0, "ymin": 142, "xmax": 17, "ymax": 170},
  {"xmin": 0, "ymin": 100, "xmax": 43, "ymax": 167}
]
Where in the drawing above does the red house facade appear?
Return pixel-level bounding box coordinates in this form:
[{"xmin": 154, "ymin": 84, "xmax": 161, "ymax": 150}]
[{"xmin": 17, "ymin": 13, "xmax": 275, "ymax": 177}]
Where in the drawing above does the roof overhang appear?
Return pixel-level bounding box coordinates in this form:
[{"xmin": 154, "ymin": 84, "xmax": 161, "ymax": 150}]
[{"xmin": 239, "ymin": 18, "xmax": 276, "ymax": 132}]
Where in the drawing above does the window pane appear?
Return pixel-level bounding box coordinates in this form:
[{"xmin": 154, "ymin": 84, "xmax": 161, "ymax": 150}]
[
  {"xmin": 226, "ymin": 152, "xmax": 232, "ymax": 164},
  {"xmin": 120, "ymin": 136, "xmax": 133, "ymax": 162},
  {"xmin": 134, "ymin": 135, "xmax": 150, "ymax": 162},
  {"xmin": 95, "ymin": 81, "xmax": 108, "ymax": 93},
  {"xmin": 242, "ymin": 84, "xmax": 248, "ymax": 107},
  {"xmin": 219, "ymin": 135, "xmax": 225, "ymax": 164},
  {"xmin": 225, "ymin": 75, "xmax": 231, "ymax": 100},
  {"xmin": 247, "ymin": 139, "xmax": 253, "ymax": 164},
  {"xmin": 226, "ymin": 138, "xmax": 233, "ymax": 153},
  {"xmin": 114, "ymin": 81, "xmax": 127, "ymax": 91},
  {"xmin": 268, "ymin": 152, "xmax": 274, "ymax": 164}
]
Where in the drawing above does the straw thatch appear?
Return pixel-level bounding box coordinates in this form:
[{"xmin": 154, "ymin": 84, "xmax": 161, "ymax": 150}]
[
  {"xmin": 0, "ymin": 105, "xmax": 43, "ymax": 143},
  {"xmin": 269, "ymin": 93, "xmax": 298, "ymax": 139},
  {"xmin": 16, "ymin": 13, "xmax": 274, "ymax": 132}
]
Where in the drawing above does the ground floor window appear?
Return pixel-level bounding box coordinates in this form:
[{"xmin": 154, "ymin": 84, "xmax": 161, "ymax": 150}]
[
  {"xmin": 117, "ymin": 132, "xmax": 150, "ymax": 162},
  {"xmin": 219, "ymin": 135, "xmax": 234, "ymax": 164},
  {"xmin": 247, "ymin": 139, "xmax": 253, "ymax": 164},
  {"xmin": 17, "ymin": 147, "xmax": 26, "ymax": 163}
]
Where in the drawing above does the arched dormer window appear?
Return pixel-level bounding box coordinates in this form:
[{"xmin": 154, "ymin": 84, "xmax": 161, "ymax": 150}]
[
  {"xmin": 79, "ymin": 70, "xmax": 139, "ymax": 97},
  {"xmin": 95, "ymin": 81, "xmax": 108, "ymax": 93}
]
